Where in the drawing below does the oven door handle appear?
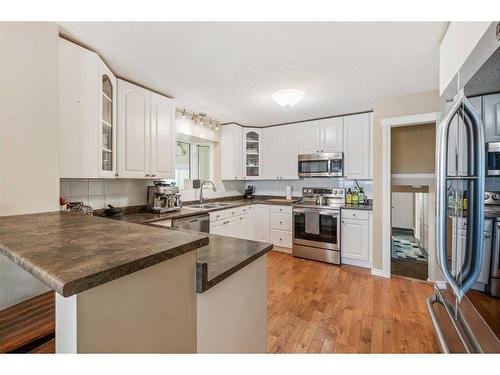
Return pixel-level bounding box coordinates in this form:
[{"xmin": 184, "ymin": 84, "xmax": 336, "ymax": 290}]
[{"xmin": 293, "ymin": 208, "xmax": 339, "ymax": 217}]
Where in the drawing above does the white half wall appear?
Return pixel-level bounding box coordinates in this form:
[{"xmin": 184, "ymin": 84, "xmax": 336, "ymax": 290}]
[{"xmin": 0, "ymin": 22, "xmax": 60, "ymax": 309}]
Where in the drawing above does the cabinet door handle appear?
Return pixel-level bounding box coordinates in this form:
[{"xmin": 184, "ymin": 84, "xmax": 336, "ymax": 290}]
[
  {"xmin": 151, "ymin": 174, "xmax": 156, "ymax": 177},
  {"xmin": 321, "ymin": 150, "xmax": 324, "ymax": 152},
  {"xmin": 145, "ymin": 174, "xmax": 150, "ymax": 177}
]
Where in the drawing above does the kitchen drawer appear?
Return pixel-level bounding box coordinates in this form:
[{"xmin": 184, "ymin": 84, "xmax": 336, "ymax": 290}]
[
  {"xmin": 270, "ymin": 212, "xmax": 292, "ymax": 231},
  {"xmin": 270, "ymin": 205, "xmax": 292, "ymax": 214},
  {"xmin": 241, "ymin": 205, "xmax": 252, "ymax": 215},
  {"xmin": 342, "ymin": 209, "xmax": 369, "ymax": 221},
  {"xmin": 209, "ymin": 209, "xmax": 230, "ymax": 222},
  {"xmin": 270, "ymin": 229, "xmax": 292, "ymax": 248}
]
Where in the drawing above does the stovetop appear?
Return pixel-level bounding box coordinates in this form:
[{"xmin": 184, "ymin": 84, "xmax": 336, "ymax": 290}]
[{"xmin": 293, "ymin": 201, "xmax": 343, "ymax": 210}]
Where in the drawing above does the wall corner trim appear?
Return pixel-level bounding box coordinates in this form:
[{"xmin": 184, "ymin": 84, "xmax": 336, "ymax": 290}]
[
  {"xmin": 370, "ymin": 268, "xmax": 387, "ymax": 278},
  {"xmin": 381, "ymin": 112, "xmax": 441, "ymax": 127}
]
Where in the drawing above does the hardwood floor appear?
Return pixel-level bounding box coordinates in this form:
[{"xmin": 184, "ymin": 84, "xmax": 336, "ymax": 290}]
[{"xmin": 267, "ymin": 250, "xmax": 441, "ymax": 353}]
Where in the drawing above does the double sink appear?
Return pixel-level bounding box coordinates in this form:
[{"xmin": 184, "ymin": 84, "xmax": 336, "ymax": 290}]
[{"xmin": 185, "ymin": 202, "xmax": 234, "ymax": 210}]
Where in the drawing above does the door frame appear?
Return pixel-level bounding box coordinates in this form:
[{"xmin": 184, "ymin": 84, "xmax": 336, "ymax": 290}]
[{"xmin": 381, "ymin": 112, "xmax": 440, "ymax": 279}]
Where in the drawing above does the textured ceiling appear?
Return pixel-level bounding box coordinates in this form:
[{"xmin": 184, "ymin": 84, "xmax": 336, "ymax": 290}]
[{"xmin": 59, "ymin": 22, "xmax": 447, "ymax": 126}]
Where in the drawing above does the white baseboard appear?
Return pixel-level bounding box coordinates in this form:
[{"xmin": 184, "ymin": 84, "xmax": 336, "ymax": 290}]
[
  {"xmin": 371, "ymin": 268, "xmax": 385, "ymax": 277},
  {"xmin": 433, "ymin": 281, "xmax": 447, "ymax": 289},
  {"xmin": 342, "ymin": 257, "xmax": 371, "ymax": 269},
  {"xmin": 273, "ymin": 246, "xmax": 292, "ymax": 254}
]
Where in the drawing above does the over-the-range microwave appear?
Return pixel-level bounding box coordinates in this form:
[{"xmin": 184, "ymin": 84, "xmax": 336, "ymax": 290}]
[{"xmin": 298, "ymin": 152, "xmax": 343, "ymax": 177}]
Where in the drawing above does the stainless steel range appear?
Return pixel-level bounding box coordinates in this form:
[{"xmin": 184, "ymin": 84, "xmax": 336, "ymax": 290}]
[
  {"xmin": 485, "ymin": 191, "xmax": 500, "ymax": 297},
  {"xmin": 292, "ymin": 187, "xmax": 345, "ymax": 265}
]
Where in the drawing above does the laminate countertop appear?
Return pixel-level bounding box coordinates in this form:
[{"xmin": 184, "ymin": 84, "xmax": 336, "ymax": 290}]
[
  {"xmin": 341, "ymin": 204, "xmax": 373, "ymax": 211},
  {"xmin": 100, "ymin": 210, "xmax": 274, "ymax": 293},
  {"xmin": 99, "ymin": 197, "xmax": 295, "ymax": 224},
  {"xmin": 0, "ymin": 212, "xmax": 209, "ymax": 297}
]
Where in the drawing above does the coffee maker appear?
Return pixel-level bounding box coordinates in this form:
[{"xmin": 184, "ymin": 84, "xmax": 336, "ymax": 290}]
[{"xmin": 147, "ymin": 182, "xmax": 182, "ymax": 213}]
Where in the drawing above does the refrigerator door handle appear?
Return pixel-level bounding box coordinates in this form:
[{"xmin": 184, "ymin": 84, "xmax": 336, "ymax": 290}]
[{"xmin": 436, "ymin": 91, "xmax": 485, "ymax": 302}]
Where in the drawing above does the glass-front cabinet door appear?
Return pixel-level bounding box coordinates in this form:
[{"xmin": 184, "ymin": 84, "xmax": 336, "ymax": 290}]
[
  {"xmin": 244, "ymin": 128, "xmax": 262, "ymax": 179},
  {"xmin": 99, "ymin": 61, "xmax": 117, "ymax": 177}
]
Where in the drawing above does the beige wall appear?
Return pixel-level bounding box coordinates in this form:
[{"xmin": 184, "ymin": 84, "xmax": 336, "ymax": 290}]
[
  {"xmin": 0, "ymin": 22, "xmax": 59, "ymax": 308},
  {"xmin": 372, "ymin": 90, "xmax": 439, "ymax": 270},
  {"xmin": 391, "ymin": 123, "xmax": 436, "ymax": 174}
]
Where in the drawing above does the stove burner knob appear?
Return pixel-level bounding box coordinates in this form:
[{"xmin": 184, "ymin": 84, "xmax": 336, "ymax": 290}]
[{"xmin": 492, "ymin": 194, "xmax": 500, "ymax": 200}]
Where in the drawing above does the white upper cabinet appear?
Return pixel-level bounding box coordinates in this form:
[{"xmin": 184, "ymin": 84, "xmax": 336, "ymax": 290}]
[
  {"xmin": 262, "ymin": 126, "xmax": 281, "ymax": 179},
  {"xmin": 299, "ymin": 117, "xmax": 343, "ymax": 154},
  {"xmin": 221, "ymin": 124, "xmax": 243, "ymax": 180},
  {"xmin": 243, "ymin": 128, "xmax": 262, "ymax": 180},
  {"xmin": 343, "ymin": 113, "xmax": 372, "ymax": 180},
  {"xmin": 99, "ymin": 64, "xmax": 117, "ymax": 178},
  {"xmin": 150, "ymin": 92, "xmax": 175, "ymax": 179},
  {"xmin": 439, "ymin": 22, "xmax": 491, "ymax": 95},
  {"xmin": 320, "ymin": 117, "xmax": 344, "ymax": 153},
  {"xmin": 117, "ymin": 80, "xmax": 150, "ymax": 178},
  {"xmin": 279, "ymin": 124, "xmax": 299, "ymax": 179},
  {"xmin": 59, "ymin": 38, "xmax": 117, "ymax": 179},
  {"xmin": 117, "ymin": 79, "xmax": 175, "ymax": 179},
  {"xmin": 261, "ymin": 124, "xmax": 299, "ymax": 180},
  {"xmin": 299, "ymin": 120, "xmax": 322, "ymax": 153}
]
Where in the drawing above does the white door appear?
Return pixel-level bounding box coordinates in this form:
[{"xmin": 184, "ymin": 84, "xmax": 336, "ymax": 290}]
[
  {"xmin": 210, "ymin": 220, "xmax": 226, "ymax": 236},
  {"xmin": 221, "ymin": 124, "xmax": 243, "ymax": 180},
  {"xmin": 391, "ymin": 192, "xmax": 415, "ymax": 230},
  {"xmin": 262, "ymin": 126, "xmax": 281, "ymax": 179},
  {"xmin": 243, "ymin": 128, "xmax": 262, "ymax": 180},
  {"xmin": 98, "ymin": 59, "xmax": 117, "ymax": 178},
  {"xmin": 225, "ymin": 217, "xmax": 240, "ymax": 238},
  {"xmin": 238, "ymin": 213, "xmax": 251, "ymax": 240},
  {"xmin": 343, "ymin": 113, "xmax": 371, "ymax": 179},
  {"xmin": 280, "ymin": 124, "xmax": 299, "ymax": 179},
  {"xmin": 254, "ymin": 205, "xmax": 270, "ymax": 242},
  {"xmin": 58, "ymin": 38, "xmax": 100, "ymax": 179},
  {"xmin": 299, "ymin": 120, "xmax": 321, "ymax": 154},
  {"xmin": 341, "ymin": 219, "xmax": 369, "ymax": 261},
  {"xmin": 320, "ymin": 117, "xmax": 343, "ymax": 152},
  {"xmin": 150, "ymin": 92, "xmax": 175, "ymax": 179},
  {"xmin": 117, "ymin": 79, "xmax": 151, "ymax": 179}
]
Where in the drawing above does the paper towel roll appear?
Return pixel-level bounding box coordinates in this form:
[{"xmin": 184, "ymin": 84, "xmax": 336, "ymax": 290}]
[{"xmin": 286, "ymin": 186, "xmax": 292, "ymax": 200}]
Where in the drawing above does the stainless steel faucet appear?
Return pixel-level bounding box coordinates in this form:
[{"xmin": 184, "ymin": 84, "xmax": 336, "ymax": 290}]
[{"xmin": 199, "ymin": 180, "xmax": 216, "ymax": 204}]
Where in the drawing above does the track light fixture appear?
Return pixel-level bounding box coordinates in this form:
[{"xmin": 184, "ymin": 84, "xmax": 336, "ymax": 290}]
[{"xmin": 176, "ymin": 108, "xmax": 221, "ymax": 130}]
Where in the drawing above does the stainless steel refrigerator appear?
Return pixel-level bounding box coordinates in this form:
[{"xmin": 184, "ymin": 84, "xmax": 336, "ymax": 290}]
[{"xmin": 428, "ymin": 22, "xmax": 500, "ymax": 353}]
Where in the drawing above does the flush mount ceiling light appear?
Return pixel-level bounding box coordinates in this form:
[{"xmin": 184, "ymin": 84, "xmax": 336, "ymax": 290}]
[{"xmin": 272, "ymin": 89, "xmax": 305, "ymax": 108}]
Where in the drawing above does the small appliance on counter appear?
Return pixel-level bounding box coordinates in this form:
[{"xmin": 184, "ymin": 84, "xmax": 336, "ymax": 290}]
[
  {"xmin": 147, "ymin": 181, "xmax": 182, "ymax": 213},
  {"xmin": 244, "ymin": 185, "xmax": 255, "ymax": 199}
]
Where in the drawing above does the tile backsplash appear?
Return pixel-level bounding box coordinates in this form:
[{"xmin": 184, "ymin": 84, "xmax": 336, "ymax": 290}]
[
  {"xmin": 60, "ymin": 179, "xmax": 245, "ymax": 210},
  {"xmin": 60, "ymin": 179, "xmax": 150, "ymax": 209},
  {"xmin": 245, "ymin": 178, "xmax": 374, "ymax": 199}
]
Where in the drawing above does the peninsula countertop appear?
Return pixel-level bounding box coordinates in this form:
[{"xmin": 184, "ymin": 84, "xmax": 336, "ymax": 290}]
[
  {"xmin": 99, "ymin": 209, "xmax": 274, "ymax": 293},
  {"xmin": 0, "ymin": 211, "xmax": 209, "ymax": 297}
]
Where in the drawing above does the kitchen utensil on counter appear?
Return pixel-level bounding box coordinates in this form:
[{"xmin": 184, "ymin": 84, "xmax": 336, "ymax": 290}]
[
  {"xmin": 244, "ymin": 185, "xmax": 255, "ymax": 199},
  {"xmin": 105, "ymin": 204, "xmax": 122, "ymax": 217},
  {"xmin": 68, "ymin": 202, "xmax": 94, "ymax": 216}
]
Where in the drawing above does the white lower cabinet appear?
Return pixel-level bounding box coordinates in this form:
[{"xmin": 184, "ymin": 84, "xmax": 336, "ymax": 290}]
[
  {"xmin": 269, "ymin": 229, "xmax": 292, "ymax": 249},
  {"xmin": 269, "ymin": 205, "xmax": 292, "ymax": 250},
  {"xmin": 254, "ymin": 205, "xmax": 270, "ymax": 242},
  {"xmin": 341, "ymin": 209, "xmax": 372, "ymax": 268},
  {"xmin": 209, "ymin": 204, "xmax": 292, "ymax": 251}
]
